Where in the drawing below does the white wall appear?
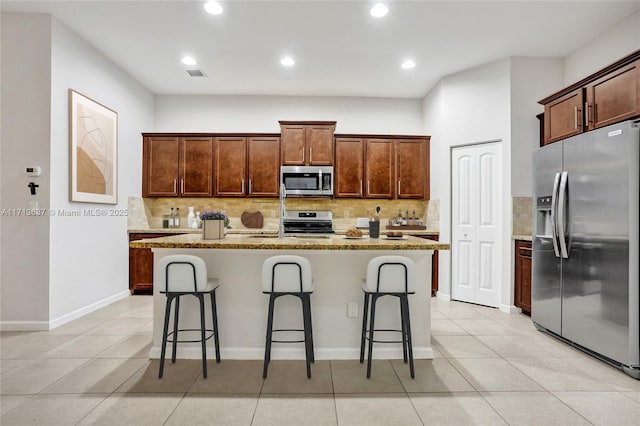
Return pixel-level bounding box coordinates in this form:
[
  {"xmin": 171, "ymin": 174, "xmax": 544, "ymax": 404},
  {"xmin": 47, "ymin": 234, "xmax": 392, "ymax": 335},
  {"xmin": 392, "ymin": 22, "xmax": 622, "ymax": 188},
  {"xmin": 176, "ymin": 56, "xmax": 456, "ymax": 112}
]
[
  {"xmin": 1, "ymin": 13, "xmax": 52, "ymax": 326},
  {"xmin": 48, "ymin": 18, "xmax": 155, "ymax": 323},
  {"xmin": 423, "ymin": 58, "xmax": 514, "ymax": 310},
  {"xmin": 510, "ymin": 57, "xmax": 564, "ymax": 196},
  {"xmin": 155, "ymin": 95, "xmax": 424, "ymax": 135},
  {"xmin": 564, "ymin": 10, "xmax": 640, "ymax": 85}
]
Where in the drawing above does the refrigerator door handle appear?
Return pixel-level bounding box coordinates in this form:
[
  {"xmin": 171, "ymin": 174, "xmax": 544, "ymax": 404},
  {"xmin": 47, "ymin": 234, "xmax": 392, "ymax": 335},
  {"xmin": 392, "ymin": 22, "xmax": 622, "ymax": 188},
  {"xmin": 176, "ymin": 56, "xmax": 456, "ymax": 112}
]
[
  {"xmin": 557, "ymin": 171, "xmax": 569, "ymax": 259},
  {"xmin": 550, "ymin": 172, "xmax": 561, "ymax": 258}
]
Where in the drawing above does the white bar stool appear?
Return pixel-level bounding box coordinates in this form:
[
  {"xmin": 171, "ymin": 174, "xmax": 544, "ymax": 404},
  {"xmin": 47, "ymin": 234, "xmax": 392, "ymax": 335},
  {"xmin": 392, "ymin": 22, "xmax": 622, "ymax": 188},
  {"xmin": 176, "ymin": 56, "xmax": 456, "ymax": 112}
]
[
  {"xmin": 157, "ymin": 254, "xmax": 221, "ymax": 379},
  {"xmin": 359, "ymin": 255, "xmax": 416, "ymax": 379},
  {"xmin": 262, "ymin": 255, "xmax": 314, "ymax": 379}
]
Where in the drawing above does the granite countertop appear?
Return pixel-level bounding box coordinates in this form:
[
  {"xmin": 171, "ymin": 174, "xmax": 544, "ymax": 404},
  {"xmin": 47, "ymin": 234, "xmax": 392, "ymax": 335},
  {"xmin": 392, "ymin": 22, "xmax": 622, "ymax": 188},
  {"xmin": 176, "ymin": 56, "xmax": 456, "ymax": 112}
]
[
  {"xmin": 512, "ymin": 235, "xmax": 533, "ymax": 241},
  {"xmin": 128, "ymin": 227, "xmax": 440, "ymax": 236},
  {"xmin": 130, "ymin": 233, "xmax": 449, "ymax": 251}
]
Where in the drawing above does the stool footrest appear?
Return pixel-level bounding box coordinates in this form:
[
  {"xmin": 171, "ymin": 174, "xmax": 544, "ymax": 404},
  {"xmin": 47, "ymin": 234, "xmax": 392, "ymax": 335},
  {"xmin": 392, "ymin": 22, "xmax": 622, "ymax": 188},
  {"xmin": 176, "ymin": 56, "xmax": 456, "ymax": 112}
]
[{"xmin": 166, "ymin": 328, "xmax": 216, "ymax": 344}]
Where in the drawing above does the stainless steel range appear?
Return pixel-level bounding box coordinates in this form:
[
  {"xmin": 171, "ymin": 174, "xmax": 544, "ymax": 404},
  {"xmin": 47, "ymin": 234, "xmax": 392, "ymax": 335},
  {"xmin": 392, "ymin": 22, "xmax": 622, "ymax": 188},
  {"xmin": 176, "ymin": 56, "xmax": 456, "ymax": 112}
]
[{"xmin": 283, "ymin": 210, "xmax": 333, "ymax": 234}]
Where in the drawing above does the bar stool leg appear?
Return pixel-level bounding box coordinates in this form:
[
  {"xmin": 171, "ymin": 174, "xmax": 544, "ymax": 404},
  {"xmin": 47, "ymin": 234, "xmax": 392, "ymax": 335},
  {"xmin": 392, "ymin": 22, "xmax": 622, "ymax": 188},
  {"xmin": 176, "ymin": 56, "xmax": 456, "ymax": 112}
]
[
  {"xmin": 402, "ymin": 295, "xmax": 415, "ymax": 379},
  {"xmin": 301, "ymin": 294, "xmax": 312, "ymax": 379},
  {"xmin": 366, "ymin": 294, "xmax": 378, "ymax": 379},
  {"xmin": 159, "ymin": 295, "xmax": 173, "ymax": 378},
  {"xmin": 210, "ymin": 290, "xmax": 221, "ymax": 363},
  {"xmin": 263, "ymin": 293, "xmax": 276, "ymax": 379},
  {"xmin": 304, "ymin": 293, "xmax": 315, "ymax": 363},
  {"xmin": 197, "ymin": 294, "xmax": 208, "ymax": 379},
  {"xmin": 399, "ymin": 296, "xmax": 408, "ymax": 363},
  {"xmin": 359, "ymin": 292, "xmax": 370, "ymax": 363},
  {"xmin": 171, "ymin": 296, "xmax": 181, "ymax": 363}
]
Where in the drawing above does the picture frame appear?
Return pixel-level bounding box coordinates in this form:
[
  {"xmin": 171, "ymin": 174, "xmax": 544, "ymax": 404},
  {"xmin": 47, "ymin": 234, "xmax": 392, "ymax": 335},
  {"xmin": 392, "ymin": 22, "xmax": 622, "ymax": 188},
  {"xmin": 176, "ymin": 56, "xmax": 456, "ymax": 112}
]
[{"xmin": 69, "ymin": 89, "xmax": 118, "ymax": 204}]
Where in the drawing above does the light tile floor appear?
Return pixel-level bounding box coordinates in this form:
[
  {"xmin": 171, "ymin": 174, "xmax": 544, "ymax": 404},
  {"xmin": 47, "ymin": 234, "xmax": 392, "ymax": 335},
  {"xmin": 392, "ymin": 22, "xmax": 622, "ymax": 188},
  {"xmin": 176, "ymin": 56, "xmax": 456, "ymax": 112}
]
[{"xmin": 2, "ymin": 296, "xmax": 640, "ymax": 425}]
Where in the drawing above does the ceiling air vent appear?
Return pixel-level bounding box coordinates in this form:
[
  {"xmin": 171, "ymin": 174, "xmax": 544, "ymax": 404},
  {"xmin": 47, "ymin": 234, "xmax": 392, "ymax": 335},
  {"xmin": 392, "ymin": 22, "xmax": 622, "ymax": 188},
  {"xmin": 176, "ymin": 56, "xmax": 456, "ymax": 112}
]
[{"xmin": 186, "ymin": 68, "xmax": 207, "ymax": 77}]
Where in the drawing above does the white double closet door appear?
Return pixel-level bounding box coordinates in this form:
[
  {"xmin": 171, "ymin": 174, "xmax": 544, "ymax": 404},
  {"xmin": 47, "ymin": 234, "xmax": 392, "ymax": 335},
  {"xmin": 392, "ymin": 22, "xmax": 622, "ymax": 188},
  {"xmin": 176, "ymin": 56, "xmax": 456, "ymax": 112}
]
[{"xmin": 451, "ymin": 141, "xmax": 502, "ymax": 307}]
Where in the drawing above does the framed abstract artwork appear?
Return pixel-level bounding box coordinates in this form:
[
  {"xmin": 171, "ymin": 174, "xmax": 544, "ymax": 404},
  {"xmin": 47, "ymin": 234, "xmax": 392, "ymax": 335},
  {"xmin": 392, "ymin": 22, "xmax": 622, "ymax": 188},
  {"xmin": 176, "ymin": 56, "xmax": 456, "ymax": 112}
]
[{"xmin": 69, "ymin": 89, "xmax": 118, "ymax": 204}]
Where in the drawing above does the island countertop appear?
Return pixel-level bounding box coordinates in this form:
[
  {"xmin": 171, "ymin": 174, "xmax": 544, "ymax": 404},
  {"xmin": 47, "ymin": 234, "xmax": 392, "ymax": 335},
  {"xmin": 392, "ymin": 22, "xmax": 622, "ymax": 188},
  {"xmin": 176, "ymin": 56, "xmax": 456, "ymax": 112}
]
[{"xmin": 130, "ymin": 232, "xmax": 449, "ymax": 251}]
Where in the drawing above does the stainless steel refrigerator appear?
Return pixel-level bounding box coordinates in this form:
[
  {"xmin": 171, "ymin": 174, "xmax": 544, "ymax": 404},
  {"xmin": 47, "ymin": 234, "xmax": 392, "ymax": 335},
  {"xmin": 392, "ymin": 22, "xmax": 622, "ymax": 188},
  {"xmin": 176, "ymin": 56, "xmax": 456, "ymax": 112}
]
[{"xmin": 532, "ymin": 119, "xmax": 639, "ymax": 378}]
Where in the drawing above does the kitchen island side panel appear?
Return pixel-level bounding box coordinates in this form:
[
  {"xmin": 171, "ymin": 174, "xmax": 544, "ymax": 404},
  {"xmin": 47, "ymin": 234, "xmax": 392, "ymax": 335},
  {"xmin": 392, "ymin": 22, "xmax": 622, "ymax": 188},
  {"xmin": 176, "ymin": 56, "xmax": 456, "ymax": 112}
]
[{"xmin": 149, "ymin": 248, "xmax": 433, "ymax": 360}]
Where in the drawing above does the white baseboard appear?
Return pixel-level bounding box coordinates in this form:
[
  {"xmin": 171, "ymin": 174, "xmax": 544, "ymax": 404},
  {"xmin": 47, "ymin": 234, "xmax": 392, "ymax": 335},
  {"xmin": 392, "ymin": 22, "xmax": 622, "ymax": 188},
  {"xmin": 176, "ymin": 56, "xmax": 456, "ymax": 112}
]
[
  {"xmin": 436, "ymin": 291, "xmax": 451, "ymax": 301},
  {"xmin": 149, "ymin": 345, "xmax": 434, "ymax": 360},
  {"xmin": 0, "ymin": 290, "xmax": 131, "ymax": 331},
  {"xmin": 499, "ymin": 304, "xmax": 521, "ymax": 314}
]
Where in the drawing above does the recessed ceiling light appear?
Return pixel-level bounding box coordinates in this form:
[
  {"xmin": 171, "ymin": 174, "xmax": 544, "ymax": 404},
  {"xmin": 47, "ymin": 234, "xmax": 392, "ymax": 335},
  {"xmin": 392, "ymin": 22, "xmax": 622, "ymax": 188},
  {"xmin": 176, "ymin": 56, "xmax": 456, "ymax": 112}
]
[
  {"xmin": 181, "ymin": 56, "xmax": 197, "ymax": 66},
  {"xmin": 281, "ymin": 57, "xmax": 295, "ymax": 67},
  {"xmin": 203, "ymin": 1, "xmax": 223, "ymax": 15},
  {"xmin": 401, "ymin": 60, "xmax": 416, "ymax": 69},
  {"xmin": 370, "ymin": 3, "xmax": 388, "ymax": 18}
]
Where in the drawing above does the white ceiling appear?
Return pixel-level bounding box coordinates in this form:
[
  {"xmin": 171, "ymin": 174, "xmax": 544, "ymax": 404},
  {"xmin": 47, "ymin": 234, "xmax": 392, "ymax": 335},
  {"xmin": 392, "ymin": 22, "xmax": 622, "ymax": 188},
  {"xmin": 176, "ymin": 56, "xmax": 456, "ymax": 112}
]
[{"xmin": 2, "ymin": 1, "xmax": 639, "ymax": 98}]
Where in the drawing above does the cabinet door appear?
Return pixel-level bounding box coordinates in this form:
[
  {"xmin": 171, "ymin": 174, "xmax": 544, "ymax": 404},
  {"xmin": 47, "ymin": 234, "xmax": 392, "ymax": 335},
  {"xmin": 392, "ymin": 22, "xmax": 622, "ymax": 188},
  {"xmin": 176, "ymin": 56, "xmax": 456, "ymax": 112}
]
[
  {"xmin": 143, "ymin": 137, "xmax": 179, "ymax": 196},
  {"xmin": 335, "ymin": 138, "xmax": 364, "ymax": 197},
  {"xmin": 248, "ymin": 137, "xmax": 280, "ymax": 196},
  {"xmin": 129, "ymin": 233, "xmax": 172, "ymax": 293},
  {"xmin": 180, "ymin": 137, "xmax": 213, "ymax": 196},
  {"xmin": 306, "ymin": 125, "xmax": 334, "ymax": 165},
  {"xmin": 586, "ymin": 60, "xmax": 640, "ymax": 130},
  {"xmin": 514, "ymin": 240, "xmax": 532, "ymax": 314},
  {"xmin": 215, "ymin": 137, "xmax": 247, "ymax": 196},
  {"xmin": 281, "ymin": 125, "xmax": 306, "ymax": 165},
  {"xmin": 365, "ymin": 139, "xmax": 394, "ymax": 199},
  {"xmin": 396, "ymin": 139, "xmax": 427, "ymax": 199},
  {"xmin": 544, "ymin": 89, "xmax": 584, "ymax": 145}
]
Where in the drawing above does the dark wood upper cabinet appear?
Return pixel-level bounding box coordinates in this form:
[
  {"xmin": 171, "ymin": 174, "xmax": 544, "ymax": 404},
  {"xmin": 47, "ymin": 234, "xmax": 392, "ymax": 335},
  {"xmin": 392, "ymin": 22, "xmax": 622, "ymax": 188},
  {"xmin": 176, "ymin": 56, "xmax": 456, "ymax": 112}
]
[
  {"xmin": 365, "ymin": 139, "xmax": 394, "ymax": 199},
  {"xmin": 396, "ymin": 139, "xmax": 428, "ymax": 199},
  {"xmin": 143, "ymin": 136, "xmax": 213, "ymax": 197},
  {"xmin": 586, "ymin": 60, "xmax": 640, "ymax": 130},
  {"xmin": 180, "ymin": 137, "xmax": 213, "ymax": 196},
  {"xmin": 143, "ymin": 136, "xmax": 180, "ymax": 197},
  {"xmin": 279, "ymin": 121, "xmax": 335, "ymax": 165},
  {"xmin": 215, "ymin": 137, "xmax": 247, "ymax": 197},
  {"xmin": 248, "ymin": 137, "xmax": 280, "ymax": 197},
  {"xmin": 540, "ymin": 50, "xmax": 640, "ymax": 145},
  {"xmin": 335, "ymin": 138, "xmax": 364, "ymax": 197},
  {"xmin": 544, "ymin": 89, "xmax": 584, "ymax": 145}
]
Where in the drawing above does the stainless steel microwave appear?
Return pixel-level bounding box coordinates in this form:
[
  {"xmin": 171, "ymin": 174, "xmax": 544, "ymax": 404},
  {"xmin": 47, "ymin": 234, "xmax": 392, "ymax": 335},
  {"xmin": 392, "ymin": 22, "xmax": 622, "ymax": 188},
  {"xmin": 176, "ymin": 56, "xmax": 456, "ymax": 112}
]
[{"xmin": 280, "ymin": 166, "xmax": 333, "ymax": 197}]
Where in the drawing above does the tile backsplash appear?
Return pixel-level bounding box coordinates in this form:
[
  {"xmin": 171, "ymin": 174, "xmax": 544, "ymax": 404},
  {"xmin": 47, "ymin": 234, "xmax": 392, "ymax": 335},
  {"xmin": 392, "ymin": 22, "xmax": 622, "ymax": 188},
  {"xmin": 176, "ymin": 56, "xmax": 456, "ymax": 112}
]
[
  {"xmin": 129, "ymin": 196, "xmax": 440, "ymax": 230},
  {"xmin": 512, "ymin": 196, "xmax": 532, "ymax": 236}
]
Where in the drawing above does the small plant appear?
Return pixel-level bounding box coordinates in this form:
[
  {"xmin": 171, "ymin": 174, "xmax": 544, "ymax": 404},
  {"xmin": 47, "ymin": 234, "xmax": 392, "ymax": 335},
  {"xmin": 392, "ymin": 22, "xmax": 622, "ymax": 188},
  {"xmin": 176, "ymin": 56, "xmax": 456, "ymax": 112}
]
[{"xmin": 200, "ymin": 210, "xmax": 230, "ymax": 227}]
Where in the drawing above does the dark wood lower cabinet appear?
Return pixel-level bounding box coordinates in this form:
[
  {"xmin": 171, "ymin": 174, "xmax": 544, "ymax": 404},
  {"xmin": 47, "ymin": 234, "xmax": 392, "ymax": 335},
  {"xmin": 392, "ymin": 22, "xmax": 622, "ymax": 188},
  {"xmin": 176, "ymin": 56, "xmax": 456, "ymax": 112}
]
[
  {"xmin": 514, "ymin": 240, "xmax": 532, "ymax": 315},
  {"xmin": 129, "ymin": 233, "xmax": 175, "ymax": 294},
  {"xmin": 413, "ymin": 234, "xmax": 439, "ymax": 296}
]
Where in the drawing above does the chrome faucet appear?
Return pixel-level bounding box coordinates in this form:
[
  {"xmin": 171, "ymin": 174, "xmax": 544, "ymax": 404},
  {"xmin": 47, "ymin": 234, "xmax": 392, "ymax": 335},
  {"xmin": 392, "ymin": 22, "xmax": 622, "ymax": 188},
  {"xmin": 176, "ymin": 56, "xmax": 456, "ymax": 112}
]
[{"xmin": 278, "ymin": 183, "xmax": 286, "ymax": 239}]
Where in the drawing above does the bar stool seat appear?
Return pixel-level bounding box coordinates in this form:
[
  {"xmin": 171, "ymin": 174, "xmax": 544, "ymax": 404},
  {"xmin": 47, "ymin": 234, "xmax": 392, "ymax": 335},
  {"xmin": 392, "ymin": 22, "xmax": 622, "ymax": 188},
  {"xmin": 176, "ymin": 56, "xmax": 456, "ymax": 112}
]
[
  {"xmin": 262, "ymin": 255, "xmax": 314, "ymax": 379},
  {"xmin": 359, "ymin": 255, "xmax": 416, "ymax": 379},
  {"xmin": 157, "ymin": 254, "xmax": 221, "ymax": 379}
]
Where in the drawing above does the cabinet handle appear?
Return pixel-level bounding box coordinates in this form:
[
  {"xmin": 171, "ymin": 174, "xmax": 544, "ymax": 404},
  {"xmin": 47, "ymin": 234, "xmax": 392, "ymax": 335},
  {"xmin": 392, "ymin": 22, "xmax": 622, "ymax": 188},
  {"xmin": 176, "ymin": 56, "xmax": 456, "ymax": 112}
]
[
  {"xmin": 398, "ymin": 180, "xmax": 401, "ymax": 196},
  {"xmin": 241, "ymin": 178, "xmax": 245, "ymax": 194},
  {"xmin": 310, "ymin": 147, "xmax": 313, "ymax": 163},
  {"xmin": 574, "ymin": 106, "xmax": 578, "ymax": 130},
  {"xmin": 302, "ymin": 148, "xmax": 305, "ymax": 163},
  {"xmin": 173, "ymin": 179, "xmax": 177, "ymax": 193},
  {"xmin": 181, "ymin": 179, "xmax": 185, "ymax": 194},
  {"xmin": 248, "ymin": 179, "xmax": 252, "ymax": 194},
  {"xmin": 360, "ymin": 179, "xmax": 363, "ymax": 196},
  {"xmin": 585, "ymin": 102, "xmax": 591, "ymax": 128},
  {"xmin": 367, "ymin": 180, "xmax": 370, "ymax": 195}
]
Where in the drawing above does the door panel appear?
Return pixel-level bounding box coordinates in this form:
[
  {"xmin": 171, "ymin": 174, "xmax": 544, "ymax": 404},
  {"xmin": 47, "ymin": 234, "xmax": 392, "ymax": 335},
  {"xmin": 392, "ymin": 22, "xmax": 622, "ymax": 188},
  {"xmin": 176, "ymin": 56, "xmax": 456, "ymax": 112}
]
[
  {"xmin": 365, "ymin": 139, "xmax": 394, "ymax": 198},
  {"xmin": 452, "ymin": 142, "xmax": 502, "ymax": 307},
  {"xmin": 544, "ymin": 89, "xmax": 584, "ymax": 144},
  {"xmin": 335, "ymin": 138, "xmax": 364, "ymax": 197},
  {"xmin": 181, "ymin": 137, "xmax": 213, "ymax": 196},
  {"xmin": 306, "ymin": 125, "xmax": 334, "ymax": 165},
  {"xmin": 561, "ymin": 122, "xmax": 637, "ymax": 365},
  {"xmin": 532, "ymin": 141, "xmax": 563, "ymax": 334},
  {"xmin": 248, "ymin": 137, "xmax": 280, "ymax": 196},
  {"xmin": 586, "ymin": 61, "xmax": 640, "ymax": 130},
  {"xmin": 215, "ymin": 137, "xmax": 247, "ymax": 196},
  {"xmin": 144, "ymin": 137, "xmax": 179, "ymax": 196}
]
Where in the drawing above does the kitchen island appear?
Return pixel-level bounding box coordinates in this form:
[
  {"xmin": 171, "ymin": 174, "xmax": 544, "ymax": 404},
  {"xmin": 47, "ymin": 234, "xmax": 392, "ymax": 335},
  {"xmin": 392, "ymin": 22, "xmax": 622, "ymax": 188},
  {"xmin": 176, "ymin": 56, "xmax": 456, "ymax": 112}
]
[{"xmin": 130, "ymin": 233, "xmax": 449, "ymax": 361}]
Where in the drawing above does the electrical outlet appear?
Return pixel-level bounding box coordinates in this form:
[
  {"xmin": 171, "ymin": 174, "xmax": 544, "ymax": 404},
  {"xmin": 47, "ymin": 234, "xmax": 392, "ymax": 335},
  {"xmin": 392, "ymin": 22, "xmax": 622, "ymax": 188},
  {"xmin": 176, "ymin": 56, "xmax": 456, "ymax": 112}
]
[
  {"xmin": 344, "ymin": 210, "xmax": 350, "ymax": 218},
  {"xmin": 347, "ymin": 302, "xmax": 358, "ymax": 318}
]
